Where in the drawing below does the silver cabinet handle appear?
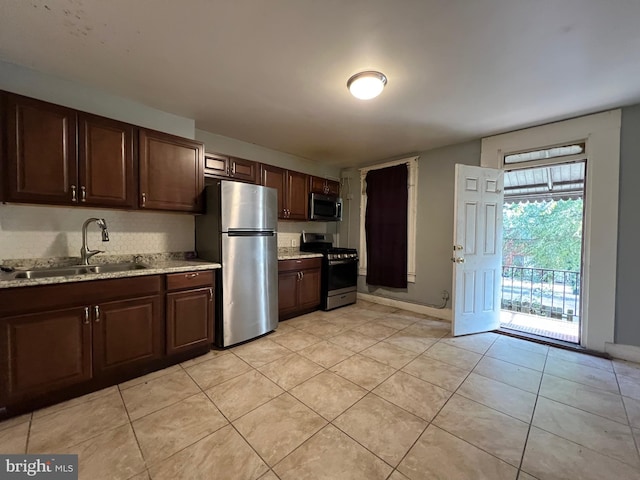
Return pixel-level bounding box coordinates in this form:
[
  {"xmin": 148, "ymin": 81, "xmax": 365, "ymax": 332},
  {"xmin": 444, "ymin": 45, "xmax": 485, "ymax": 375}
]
[
  {"xmin": 300, "ymin": 271, "xmax": 304, "ymax": 280},
  {"xmin": 80, "ymin": 186, "xmax": 87, "ymax": 202},
  {"xmin": 186, "ymin": 273, "xmax": 199, "ymax": 278},
  {"xmin": 94, "ymin": 305, "xmax": 101, "ymax": 322},
  {"xmin": 141, "ymin": 193, "xmax": 146, "ymax": 207},
  {"xmin": 71, "ymin": 185, "xmax": 78, "ymax": 202},
  {"xmin": 209, "ymin": 287, "xmax": 213, "ymax": 302},
  {"xmin": 83, "ymin": 306, "xmax": 90, "ymax": 324}
]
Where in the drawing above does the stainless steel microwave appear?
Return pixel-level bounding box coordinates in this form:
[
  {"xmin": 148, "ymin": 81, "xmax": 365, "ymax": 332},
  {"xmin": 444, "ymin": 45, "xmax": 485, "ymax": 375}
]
[{"xmin": 309, "ymin": 193, "xmax": 343, "ymax": 221}]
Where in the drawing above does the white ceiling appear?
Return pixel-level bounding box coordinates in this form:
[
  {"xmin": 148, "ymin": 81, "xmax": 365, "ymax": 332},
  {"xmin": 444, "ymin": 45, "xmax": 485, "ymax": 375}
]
[{"xmin": 1, "ymin": 0, "xmax": 640, "ymax": 167}]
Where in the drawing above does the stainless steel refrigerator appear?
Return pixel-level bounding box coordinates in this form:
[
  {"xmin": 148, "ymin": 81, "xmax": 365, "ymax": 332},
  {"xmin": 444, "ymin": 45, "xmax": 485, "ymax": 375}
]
[{"xmin": 195, "ymin": 180, "xmax": 278, "ymax": 347}]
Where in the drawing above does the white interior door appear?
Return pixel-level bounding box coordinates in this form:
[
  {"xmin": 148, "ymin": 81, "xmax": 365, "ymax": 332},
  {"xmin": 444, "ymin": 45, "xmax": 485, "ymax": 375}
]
[{"xmin": 452, "ymin": 164, "xmax": 504, "ymax": 336}]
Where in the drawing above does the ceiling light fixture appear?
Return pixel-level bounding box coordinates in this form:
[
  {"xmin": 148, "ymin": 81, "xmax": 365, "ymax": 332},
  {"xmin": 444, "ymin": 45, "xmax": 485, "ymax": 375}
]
[{"xmin": 347, "ymin": 71, "xmax": 387, "ymax": 100}]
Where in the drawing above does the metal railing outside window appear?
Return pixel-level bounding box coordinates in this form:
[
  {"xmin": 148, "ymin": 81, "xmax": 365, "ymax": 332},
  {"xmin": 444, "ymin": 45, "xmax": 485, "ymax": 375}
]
[{"xmin": 501, "ymin": 265, "xmax": 580, "ymax": 322}]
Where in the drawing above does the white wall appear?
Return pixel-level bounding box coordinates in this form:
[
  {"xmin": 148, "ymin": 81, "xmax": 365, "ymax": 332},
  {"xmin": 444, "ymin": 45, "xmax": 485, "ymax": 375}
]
[
  {"xmin": 339, "ymin": 141, "xmax": 481, "ymax": 309},
  {"xmin": 196, "ymin": 129, "xmax": 341, "ymax": 179},
  {"xmin": 0, "ymin": 60, "xmax": 195, "ymax": 138}
]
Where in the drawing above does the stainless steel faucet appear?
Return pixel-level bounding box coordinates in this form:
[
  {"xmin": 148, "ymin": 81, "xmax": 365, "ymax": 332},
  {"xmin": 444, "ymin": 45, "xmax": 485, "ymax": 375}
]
[{"xmin": 80, "ymin": 218, "xmax": 110, "ymax": 265}]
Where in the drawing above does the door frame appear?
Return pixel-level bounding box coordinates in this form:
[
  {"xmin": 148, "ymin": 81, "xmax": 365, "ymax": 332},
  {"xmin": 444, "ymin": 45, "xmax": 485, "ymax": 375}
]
[{"xmin": 480, "ymin": 110, "xmax": 621, "ymax": 351}]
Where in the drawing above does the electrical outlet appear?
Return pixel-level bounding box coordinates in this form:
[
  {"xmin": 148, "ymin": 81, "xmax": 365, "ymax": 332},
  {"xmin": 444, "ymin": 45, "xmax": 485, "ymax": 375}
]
[{"xmin": 291, "ymin": 238, "xmax": 298, "ymax": 247}]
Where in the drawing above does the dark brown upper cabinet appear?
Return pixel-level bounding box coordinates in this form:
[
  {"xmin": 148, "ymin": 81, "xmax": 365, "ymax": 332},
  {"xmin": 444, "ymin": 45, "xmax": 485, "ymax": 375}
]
[
  {"xmin": 78, "ymin": 113, "xmax": 136, "ymax": 208},
  {"xmin": 204, "ymin": 152, "xmax": 257, "ymax": 184},
  {"xmin": 3, "ymin": 93, "xmax": 136, "ymax": 208},
  {"xmin": 309, "ymin": 176, "xmax": 340, "ymax": 197},
  {"xmin": 260, "ymin": 164, "xmax": 308, "ymax": 220},
  {"xmin": 5, "ymin": 93, "xmax": 78, "ymax": 205},
  {"xmin": 139, "ymin": 129, "xmax": 204, "ymax": 213}
]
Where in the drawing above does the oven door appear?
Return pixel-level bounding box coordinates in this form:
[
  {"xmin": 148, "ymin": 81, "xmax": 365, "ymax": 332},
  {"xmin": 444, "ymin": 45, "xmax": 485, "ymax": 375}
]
[{"xmin": 326, "ymin": 258, "xmax": 358, "ymax": 294}]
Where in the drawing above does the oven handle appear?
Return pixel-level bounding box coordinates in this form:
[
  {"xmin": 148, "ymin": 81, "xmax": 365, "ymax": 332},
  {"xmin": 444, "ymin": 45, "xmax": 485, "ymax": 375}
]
[{"xmin": 328, "ymin": 259, "xmax": 359, "ymax": 266}]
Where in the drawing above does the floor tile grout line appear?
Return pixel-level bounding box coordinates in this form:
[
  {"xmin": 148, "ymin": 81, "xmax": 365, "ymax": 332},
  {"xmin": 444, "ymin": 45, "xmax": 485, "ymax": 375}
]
[
  {"xmin": 616, "ymin": 370, "xmax": 640, "ymax": 458},
  {"xmin": 28, "ymin": 392, "xmax": 131, "ymax": 455},
  {"xmin": 23, "ymin": 413, "xmax": 33, "ymax": 454},
  {"xmin": 29, "ymin": 385, "xmax": 119, "ymax": 420},
  {"xmin": 148, "ymin": 359, "xmax": 275, "ymax": 472},
  {"xmin": 117, "ymin": 383, "xmax": 153, "ymax": 475},
  {"xmin": 530, "ymin": 423, "xmax": 640, "ymax": 470},
  {"xmin": 516, "ymin": 341, "xmax": 549, "ymax": 473},
  {"xmin": 535, "ymin": 385, "xmax": 632, "ymax": 428},
  {"xmin": 392, "ymin": 350, "xmax": 513, "ymax": 472}
]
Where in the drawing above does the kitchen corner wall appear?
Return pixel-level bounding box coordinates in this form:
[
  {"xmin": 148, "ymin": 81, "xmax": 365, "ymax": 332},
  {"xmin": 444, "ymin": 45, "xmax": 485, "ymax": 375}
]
[
  {"xmin": 339, "ymin": 140, "xmax": 481, "ymax": 307},
  {"xmin": 0, "ymin": 205, "xmax": 193, "ymax": 260}
]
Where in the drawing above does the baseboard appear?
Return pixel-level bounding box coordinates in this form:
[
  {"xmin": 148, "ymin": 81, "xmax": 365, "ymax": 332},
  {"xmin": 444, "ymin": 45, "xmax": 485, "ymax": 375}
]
[
  {"xmin": 605, "ymin": 342, "xmax": 640, "ymax": 363},
  {"xmin": 357, "ymin": 293, "xmax": 452, "ymax": 322}
]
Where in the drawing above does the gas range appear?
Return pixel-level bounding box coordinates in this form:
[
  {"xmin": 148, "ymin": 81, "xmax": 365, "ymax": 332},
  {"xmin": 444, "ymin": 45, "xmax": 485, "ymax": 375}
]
[
  {"xmin": 325, "ymin": 248, "xmax": 358, "ymax": 262},
  {"xmin": 300, "ymin": 232, "xmax": 358, "ymax": 310}
]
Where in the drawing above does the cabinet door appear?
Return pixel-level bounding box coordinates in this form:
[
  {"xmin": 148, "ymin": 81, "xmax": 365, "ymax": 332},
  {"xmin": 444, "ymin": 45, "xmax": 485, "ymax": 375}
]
[
  {"xmin": 78, "ymin": 113, "xmax": 136, "ymax": 208},
  {"xmin": 326, "ymin": 179, "xmax": 340, "ymax": 197},
  {"xmin": 230, "ymin": 157, "xmax": 257, "ymax": 183},
  {"xmin": 298, "ymin": 268, "xmax": 321, "ymax": 310},
  {"xmin": 139, "ymin": 129, "xmax": 204, "ymax": 212},
  {"xmin": 204, "ymin": 153, "xmax": 230, "ymax": 178},
  {"xmin": 278, "ymin": 270, "xmax": 300, "ymax": 318},
  {"xmin": 0, "ymin": 307, "xmax": 91, "ymax": 404},
  {"xmin": 5, "ymin": 94, "xmax": 78, "ymax": 205},
  {"xmin": 92, "ymin": 295, "xmax": 163, "ymax": 375},
  {"xmin": 166, "ymin": 287, "xmax": 213, "ymax": 355},
  {"xmin": 287, "ymin": 170, "xmax": 309, "ymax": 220},
  {"xmin": 309, "ymin": 176, "xmax": 327, "ymax": 195},
  {"xmin": 260, "ymin": 164, "xmax": 287, "ymax": 218}
]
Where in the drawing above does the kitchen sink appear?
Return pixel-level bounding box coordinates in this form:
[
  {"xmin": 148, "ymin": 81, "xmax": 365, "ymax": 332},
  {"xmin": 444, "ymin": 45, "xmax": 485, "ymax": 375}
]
[
  {"xmin": 12, "ymin": 266, "xmax": 91, "ymax": 279},
  {"xmin": 87, "ymin": 262, "xmax": 149, "ymax": 274},
  {"xmin": 10, "ymin": 262, "xmax": 148, "ymax": 279}
]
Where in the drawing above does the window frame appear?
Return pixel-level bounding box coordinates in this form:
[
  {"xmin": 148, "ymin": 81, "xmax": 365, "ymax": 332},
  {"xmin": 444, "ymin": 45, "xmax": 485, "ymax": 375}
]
[{"xmin": 359, "ymin": 156, "xmax": 419, "ymax": 283}]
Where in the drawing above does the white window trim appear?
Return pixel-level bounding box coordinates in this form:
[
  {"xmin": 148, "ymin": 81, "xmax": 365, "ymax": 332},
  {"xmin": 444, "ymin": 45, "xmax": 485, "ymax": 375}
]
[
  {"xmin": 481, "ymin": 110, "xmax": 621, "ymax": 352},
  {"xmin": 359, "ymin": 156, "xmax": 419, "ymax": 283}
]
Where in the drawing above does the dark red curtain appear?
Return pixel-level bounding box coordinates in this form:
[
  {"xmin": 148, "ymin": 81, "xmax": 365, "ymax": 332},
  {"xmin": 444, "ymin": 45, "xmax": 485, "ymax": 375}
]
[{"xmin": 365, "ymin": 164, "xmax": 408, "ymax": 288}]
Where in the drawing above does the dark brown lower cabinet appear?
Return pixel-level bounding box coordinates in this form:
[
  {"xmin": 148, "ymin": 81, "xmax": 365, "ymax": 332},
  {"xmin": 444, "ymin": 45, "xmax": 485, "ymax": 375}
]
[
  {"xmin": 278, "ymin": 258, "xmax": 322, "ymax": 320},
  {"xmin": 93, "ymin": 295, "xmax": 163, "ymax": 375},
  {"xmin": 167, "ymin": 287, "xmax": 214, "ymax": 355},
  {"xmin": 0, "ymin": 276, "xmax": 164, "ymax": 410},
  {"xmin": 0, "ymin": 270, "xmax": 217, "ymax": 417},
  {"xmin": 0, "ymin": 307, "xmax": 92, "ymax": 402}
]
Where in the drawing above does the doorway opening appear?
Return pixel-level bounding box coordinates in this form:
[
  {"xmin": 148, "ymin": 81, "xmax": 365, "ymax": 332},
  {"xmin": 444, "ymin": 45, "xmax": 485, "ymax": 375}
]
[{"xmin": 499, "ymin": 161, "xmax": 585, "ymax": 343}]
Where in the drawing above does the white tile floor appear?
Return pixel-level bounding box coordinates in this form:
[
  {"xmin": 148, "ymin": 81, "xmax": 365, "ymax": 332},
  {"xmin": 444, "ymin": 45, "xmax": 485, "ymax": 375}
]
[{"xmin": 1, "ymin": 300, "xmax": 640, "ymax": 479}]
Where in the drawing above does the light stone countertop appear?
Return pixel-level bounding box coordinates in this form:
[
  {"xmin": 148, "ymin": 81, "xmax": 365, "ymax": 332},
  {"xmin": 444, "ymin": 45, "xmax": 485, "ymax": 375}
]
[
  {"xmin": 277, "ymin": 252, "xmax": 324, "ymax": 261},
  {"xmin": 0, "ymin": 258, "xmax": 221, "ymax": 289}
]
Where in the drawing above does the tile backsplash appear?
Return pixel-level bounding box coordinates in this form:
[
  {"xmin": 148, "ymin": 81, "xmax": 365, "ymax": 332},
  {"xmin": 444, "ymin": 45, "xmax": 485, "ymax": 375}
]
[
  {"xmin": 276, "ymin": 221, "xmax": 331, "ymax": 248},
  {"xmin": 0, "ymin": 204, "xmax": 194, "ymax": 260}
]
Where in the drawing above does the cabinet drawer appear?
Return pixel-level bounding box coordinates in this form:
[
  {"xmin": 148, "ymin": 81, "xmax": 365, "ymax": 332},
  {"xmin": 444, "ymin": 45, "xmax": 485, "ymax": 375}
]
[
  {"xmin": 166, "ymin": 270, "xmax": 214, "ymax": 291},
  {"xmin": 278, "ymin": 257, "xmax": 322, "ymax": 273}
]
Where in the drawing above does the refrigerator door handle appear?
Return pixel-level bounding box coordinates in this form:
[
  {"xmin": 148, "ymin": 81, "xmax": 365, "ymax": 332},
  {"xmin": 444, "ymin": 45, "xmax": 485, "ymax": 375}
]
[{"xmin": 227, "ymin": 230, "xmax": 275, "ymax": 237}]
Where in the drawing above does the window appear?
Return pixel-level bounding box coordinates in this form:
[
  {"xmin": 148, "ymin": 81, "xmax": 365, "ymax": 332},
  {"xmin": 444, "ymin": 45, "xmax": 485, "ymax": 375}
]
[
  {"xmin": 504, "ymin": 142, "xmax": 585, "ymax": 165},
  {"xmin": 359, "ymin": 156, "xmax": 418, "ymax": 283}
]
